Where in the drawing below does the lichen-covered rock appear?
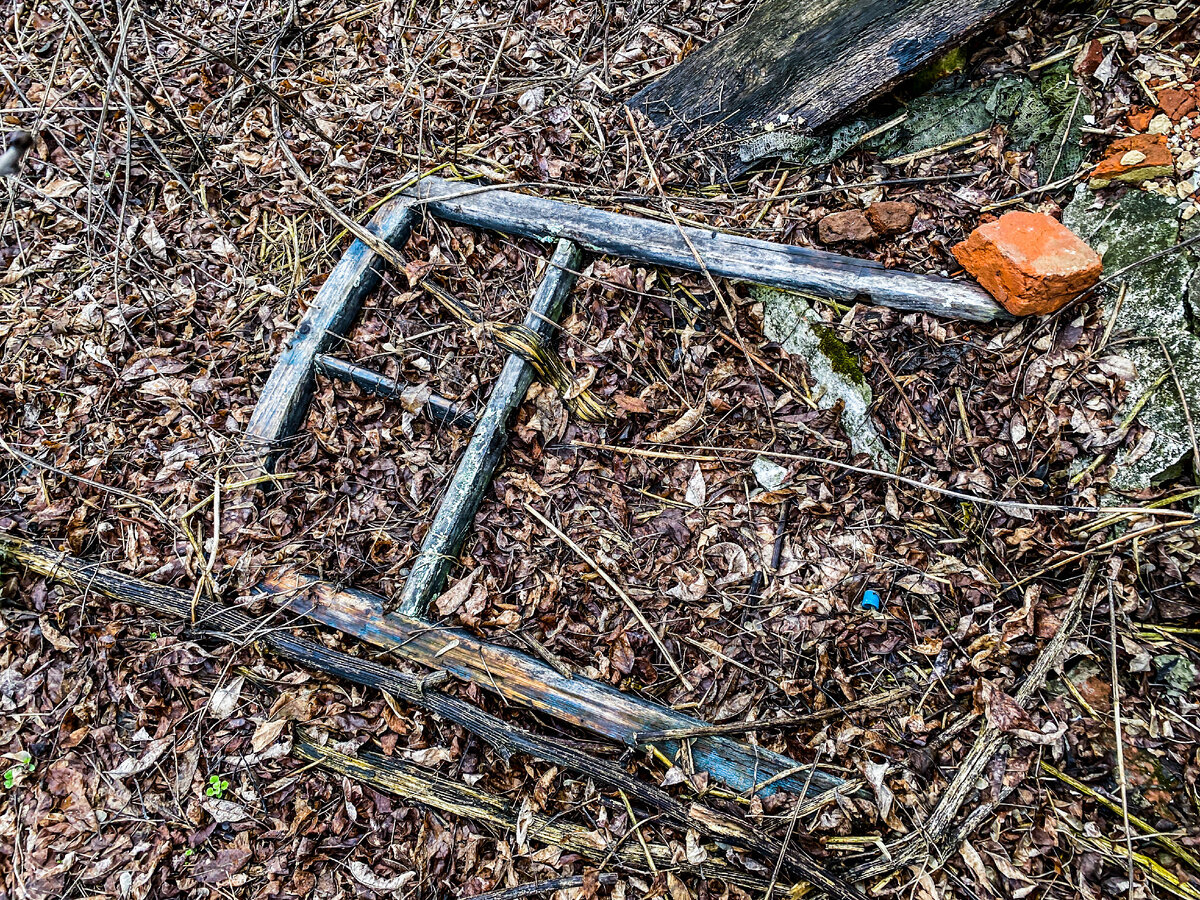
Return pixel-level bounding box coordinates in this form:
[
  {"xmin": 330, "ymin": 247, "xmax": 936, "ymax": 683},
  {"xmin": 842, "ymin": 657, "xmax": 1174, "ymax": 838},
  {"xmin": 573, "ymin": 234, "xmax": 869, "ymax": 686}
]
[
  {"xmin": 757, "ymin": 287, "xmax": 894, "ymax": 466},
  {"xmin": 1063, "ymin": 186, "xmax": 1200, "ymax": 491},
  {"xmin": 951, "ymin": 211, "xmax": 1102, "ymax": 315},
  {"xmin": 740, "ymin": 63, "xmax": 1090, "ymax": 185}
]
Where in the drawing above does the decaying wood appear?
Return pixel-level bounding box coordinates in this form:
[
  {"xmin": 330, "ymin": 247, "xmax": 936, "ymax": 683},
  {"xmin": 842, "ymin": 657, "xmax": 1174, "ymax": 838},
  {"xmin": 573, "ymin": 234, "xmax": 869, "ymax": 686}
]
[
  {"xmin": 628, "ymin": 0, "xmax": 1016, "ymax": 170},
  {"xmin": 245, "ymin": 197, "xmax": 417, "ymax": 465},
  {"xmin": 294, "ymin": 732, "xmax": 779, "ymax": 894},
  {"xmin": 313, "ymin": 352, "xmax": 476, "ymax": 427},
  {"xmin": 846, "ymin": 560, "xmax": 1100, "ymax": 882},
  {"xmin": 633, "ymin": 685, "xmax": 917, "ymax": 743},
  {"xmin": 0, "ymin": 533, "xmax": 861, "ymax": 898},
  {"xmin": 256, "ymin": 570, "xmax": 847, "ymax": 797},
  {"xmin": 404, "ymin": 176, "xmax": 1008, "ymax": 323},
  {"xmin": 396, "ymin": 238, "xmax": 585, "ymax": 617}
]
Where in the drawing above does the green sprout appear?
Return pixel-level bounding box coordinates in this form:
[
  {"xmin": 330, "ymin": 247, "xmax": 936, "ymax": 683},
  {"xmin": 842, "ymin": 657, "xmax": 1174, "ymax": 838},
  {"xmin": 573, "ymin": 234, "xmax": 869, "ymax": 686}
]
[
  {"xmin": 3, "ymin": 755, "xmax": 33, "ymax": 789},
  {"xmin": 205, "ymin": 774, "xmax": 230, "ymax": 799},
  {"xmin": 150, "ymin": 631, "xmax": 158, "ymax": 640}
]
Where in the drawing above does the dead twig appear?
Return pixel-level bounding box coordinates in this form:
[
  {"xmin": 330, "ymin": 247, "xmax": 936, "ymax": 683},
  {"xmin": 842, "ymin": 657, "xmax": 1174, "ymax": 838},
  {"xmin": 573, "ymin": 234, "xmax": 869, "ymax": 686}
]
[
  {"xmin": 845, "ymin": 560, "xmax": 1100, "ymax": 881},
  {"xmin": 523, "ymin": 501, "xmax": 693, "ymax": 690}
]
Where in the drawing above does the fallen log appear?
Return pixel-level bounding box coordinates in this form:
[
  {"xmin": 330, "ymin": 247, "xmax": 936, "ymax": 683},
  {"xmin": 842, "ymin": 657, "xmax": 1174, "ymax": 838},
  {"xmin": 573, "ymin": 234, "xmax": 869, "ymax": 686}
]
[
  {"xmin": 294, "ymin": 731, "xmax": 777, "ymax": 894},
  {"xmin": 628, "ymin": 0, "xmax": 1017, "ymax": 172},
  {"xmin": 403, "ymin": 176, "xmax": 1008, "ymax": 324},
  {"xmin": 0, "ymin": 533, "xmax": 862, "ymax": 899},
  {"xmin": 255, "ymin": 570, "xmax": 848, "ymax": 798}
]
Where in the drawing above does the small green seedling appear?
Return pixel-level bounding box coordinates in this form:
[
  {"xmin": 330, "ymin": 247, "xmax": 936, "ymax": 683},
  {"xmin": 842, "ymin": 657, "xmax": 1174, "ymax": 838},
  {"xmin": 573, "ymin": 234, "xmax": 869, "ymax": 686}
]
[
  {"xmin": 205, "ymin": 774, "xmax": 230, "ymax": 799},
  {"xmin": 150, "ymin": 631, "xmax": 158, "ymax": 640},
  {"xmin": 3, "ymin": 753, "xmax": 34, "ymax": 789}
]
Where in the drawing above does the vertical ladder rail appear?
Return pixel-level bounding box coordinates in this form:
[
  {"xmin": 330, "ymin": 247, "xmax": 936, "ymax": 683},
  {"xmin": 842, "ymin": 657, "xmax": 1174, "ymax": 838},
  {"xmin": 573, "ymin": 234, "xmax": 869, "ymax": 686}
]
[
  {"xmin": 396, "ymin": 237, "xmax": 583, "ymax": 617},
  {"xmin": 245, "ymin": 197, "xmax": 418, "ymax": 467}
]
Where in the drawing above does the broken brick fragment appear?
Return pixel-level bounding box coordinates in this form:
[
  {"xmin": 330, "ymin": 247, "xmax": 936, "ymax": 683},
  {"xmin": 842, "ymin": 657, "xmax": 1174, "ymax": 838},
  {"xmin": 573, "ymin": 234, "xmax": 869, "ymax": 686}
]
[
  {"xmin": 951, "ymin": 211, "xmax": 1102, "ymax": 316},
  {"xmin": 1126, "ymin": 107, "xmax": 1154, "ymax": 131},
  {"xmin": 1088, "ymin": 134, "xmax": 1174, "ymax": 188},
  {"xmin": 817, "ymin": 209, "xmax": 875, "ymax": 243},
  {"xmin": 1158, "ymin": 87, "xmax": 1197, "ymax": 122},
  {"xmin": 865, "ymin": 200, "xmax": 917, "ymax": 236}
]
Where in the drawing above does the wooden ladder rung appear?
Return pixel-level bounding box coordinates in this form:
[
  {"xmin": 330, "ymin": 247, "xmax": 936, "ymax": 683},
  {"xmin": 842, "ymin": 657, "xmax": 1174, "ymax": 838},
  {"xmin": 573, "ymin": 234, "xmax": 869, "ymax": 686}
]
[{"xmin": 314, "ymin": 353, "xmax": 476, "ymax": 427}]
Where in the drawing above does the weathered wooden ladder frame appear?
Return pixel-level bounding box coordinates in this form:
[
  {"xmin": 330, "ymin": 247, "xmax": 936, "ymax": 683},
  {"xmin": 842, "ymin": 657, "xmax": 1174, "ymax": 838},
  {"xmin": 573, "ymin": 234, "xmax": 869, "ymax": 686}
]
[
  {"xmin": 248, "ymin": 175, "xmax": 1005, "ymax": 615},
  {"xmin": 242, "ymin": 175, "xmax": 1001, "ymax": 799}
]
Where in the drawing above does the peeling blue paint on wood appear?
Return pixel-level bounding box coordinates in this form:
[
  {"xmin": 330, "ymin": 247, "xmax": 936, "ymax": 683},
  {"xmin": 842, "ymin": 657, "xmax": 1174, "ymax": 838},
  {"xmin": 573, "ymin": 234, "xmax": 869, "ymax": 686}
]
[{"xmin": 258, "ymin": 570, "xmax": 848, "ymax": 799}]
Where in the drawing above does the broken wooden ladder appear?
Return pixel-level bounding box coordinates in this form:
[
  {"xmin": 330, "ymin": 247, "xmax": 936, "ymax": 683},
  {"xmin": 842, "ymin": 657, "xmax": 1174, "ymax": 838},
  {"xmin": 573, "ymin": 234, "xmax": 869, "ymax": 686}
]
[
  {"xmin": 246, "ymin": 174, "xmax": 1006, "ymax": 615},
  {"xmin": 231, "ymin": 174, "xmax": 989, "ymax": 802}
]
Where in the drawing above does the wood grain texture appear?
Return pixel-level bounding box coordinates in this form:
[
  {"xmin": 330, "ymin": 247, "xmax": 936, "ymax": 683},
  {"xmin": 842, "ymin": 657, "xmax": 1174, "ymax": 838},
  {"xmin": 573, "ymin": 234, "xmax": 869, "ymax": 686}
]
[
  {"xmin": 246, "ymin": 198, "xmax": 417, "ymax": 464},
  {"xmin": 258, "ymin": 569, "xmax": 848, "ymax": 798},
  {"xmin": 396, "ymin": 238, "xmax": 585, "ymax": 617},
  {"xmin": 629, "ymin": 0, "xmax": 1015, "ymax": 163},
  {"xmin": 294, "ymin": 734, "xmax": 779, "ymax": 893},
  {"xmin": 405, "ymin": 176, "xmax": 1007, "ymax": 323}
]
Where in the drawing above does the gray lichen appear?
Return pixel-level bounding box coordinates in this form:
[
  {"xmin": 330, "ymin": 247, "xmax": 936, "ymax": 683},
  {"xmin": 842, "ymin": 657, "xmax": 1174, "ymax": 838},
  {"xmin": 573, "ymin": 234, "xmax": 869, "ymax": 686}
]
[
  {"xmin": 741, "ymin": 63, "xmax": 1090, "ymax": 185},
  {"xmin": 1062, "ymin": 186, "xmax": 1200, "ymax": 491},
  {"xmin": 757, "ymin": 287, "xmax": 894, "ymax": 467}
]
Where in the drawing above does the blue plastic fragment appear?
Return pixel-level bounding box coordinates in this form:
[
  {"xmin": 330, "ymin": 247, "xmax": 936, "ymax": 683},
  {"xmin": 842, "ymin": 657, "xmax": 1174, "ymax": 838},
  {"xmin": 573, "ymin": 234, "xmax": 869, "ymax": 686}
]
[{"xmin": 861, "ymin": 589, "xmax": 882, "ymax": 611}]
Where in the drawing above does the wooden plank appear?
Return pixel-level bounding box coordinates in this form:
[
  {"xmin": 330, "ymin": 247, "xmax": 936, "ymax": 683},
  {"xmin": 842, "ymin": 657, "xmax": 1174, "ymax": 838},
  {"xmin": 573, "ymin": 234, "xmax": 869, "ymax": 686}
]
[
  {"xmin": 0, "ymin": 532, "xmax": 863, "ymax": 898},
  {"xmin": 405, "ymin": 176, "xmax": 1007, "ymax": 323},
  {"xmin": 395, "ymin": 238, "xmax": 585, "ymax": 617},
  {"xmin": 256, "ymin": 569, "xmax": 848, "ymax": 798},
  {"xmin": 246, "ymin": 198, "xmax": 418, "ymax": 464},
  {"xmin": 314, "ymin": 353, "xmax": 476, "ymax": 427},
  {"xmin": 628, "ymin": 0, "xmax": 1015, "ymax": 169}
]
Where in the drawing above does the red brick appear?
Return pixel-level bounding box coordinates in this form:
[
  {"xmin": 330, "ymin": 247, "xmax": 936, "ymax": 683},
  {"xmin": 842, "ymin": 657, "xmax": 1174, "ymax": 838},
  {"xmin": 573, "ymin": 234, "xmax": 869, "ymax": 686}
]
[
  {"xmin": 817, "ymin": 209, "xmax": 875, "ymax": 243},
  {"xmin": 1088, "ymin": 133, "xmax": 1174, "ymax": 188},
  {"xmin": 1126, "ymin": 107, "xmax": 1154, "ymax": 131},
  {"xmin": 865, "ymin": 200, "xmax": 917, "ymax": 235},
  {"xmin": 951, "ymin": 211, "xmax": 1102, "ymax": 316},
  {"xmin": 1158, "ymin": 87, "xmax": 1197, "ymax": 123}
]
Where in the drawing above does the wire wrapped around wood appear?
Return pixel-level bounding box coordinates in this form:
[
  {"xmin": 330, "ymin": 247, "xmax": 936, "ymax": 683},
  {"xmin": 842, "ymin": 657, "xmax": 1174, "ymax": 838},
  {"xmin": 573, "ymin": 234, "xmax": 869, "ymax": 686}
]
[{"xmin": 421, "ymin": 276, "xmax": 612, "ymax": 423}]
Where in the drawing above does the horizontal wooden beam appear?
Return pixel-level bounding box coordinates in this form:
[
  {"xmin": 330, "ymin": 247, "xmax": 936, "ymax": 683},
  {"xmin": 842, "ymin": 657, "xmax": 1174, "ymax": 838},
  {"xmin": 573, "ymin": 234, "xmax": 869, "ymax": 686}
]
[
  {"xmin": 256, "ymin": 569, "xmax": 848, "ymax": 798},
  {"xmin": 403, "ymin": 176, "xmax": 1008, "ymax": 323},
  {"xmin": 314, "ymin": 353, "xmax": 476, "ymax": 427}
]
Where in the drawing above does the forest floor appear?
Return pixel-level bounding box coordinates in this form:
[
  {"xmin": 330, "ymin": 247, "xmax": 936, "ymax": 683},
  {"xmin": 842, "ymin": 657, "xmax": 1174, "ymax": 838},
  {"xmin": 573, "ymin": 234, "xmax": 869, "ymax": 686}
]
[{"xmin": 1, "ymin": 1, "xmax": 1199, "ymax": 899}]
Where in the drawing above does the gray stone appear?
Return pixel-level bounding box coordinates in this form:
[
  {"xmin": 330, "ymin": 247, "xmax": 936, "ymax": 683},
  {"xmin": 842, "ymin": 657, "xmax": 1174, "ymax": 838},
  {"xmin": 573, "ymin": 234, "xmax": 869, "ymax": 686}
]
[
  {"xmin": 741, "ymin": 63, "xmax": 1090, "ymax": 185},
  {"xmin": 757, "ymin": 287, "xmax": 894, "ymax": 467},
  {"xmin": 1062, "ymin": 186, "xmax": 1200, "ymax": 491}
]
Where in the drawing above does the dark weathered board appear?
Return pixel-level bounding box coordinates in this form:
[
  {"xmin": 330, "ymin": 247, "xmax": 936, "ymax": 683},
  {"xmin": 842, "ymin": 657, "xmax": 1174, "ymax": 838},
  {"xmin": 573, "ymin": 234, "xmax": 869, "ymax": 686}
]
[
  {"xmin": 258, "ymin": 570, "xmax": 848, "ymax": 798},
  {"xmin": 314, "ymin": 353, "xmax": 476, "ymax": 427},
  {"xmin": 396, "ymin": 238, "xmax": 586, "ymax": 617},
  {"xmin": 0, "ymin": 534, "xmax": 862, "ymax": 898},
  {"xmin": 245, "ymin": 198, "xmax": 417, "ymax": 465},
  {"xmin": 629, "ymin": 0, "xmax": 1015, "ymax": 167},
  {"xmin": 405, "ymin": 176, "xmax": 1007, "ymax": 323}
]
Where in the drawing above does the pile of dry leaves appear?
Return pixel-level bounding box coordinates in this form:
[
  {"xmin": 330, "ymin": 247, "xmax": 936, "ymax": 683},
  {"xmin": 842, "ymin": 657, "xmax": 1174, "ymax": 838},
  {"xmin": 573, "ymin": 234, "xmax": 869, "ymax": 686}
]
[{"xmin": 1, "ymin": 1, "xmax": 1198, "ymax": 899}]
